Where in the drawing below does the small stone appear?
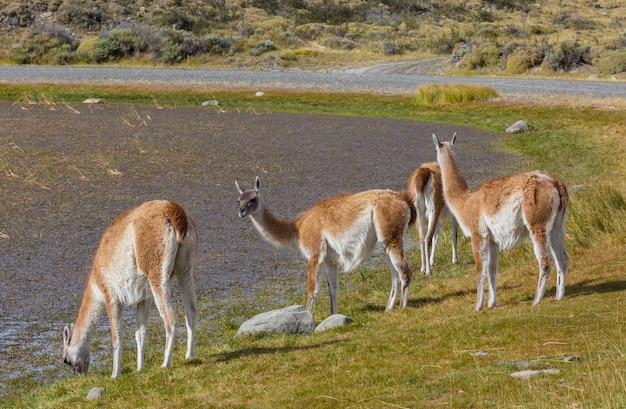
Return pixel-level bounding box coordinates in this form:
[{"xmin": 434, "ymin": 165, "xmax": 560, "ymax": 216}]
[
  {"xmin": 510, "ymin": 368, "xmax": 560, "ymax": 379},
  {"xmin": 86, "ymin": 387, "xmax": 105, "ymax": 400},
  {"xmin": 315, "ymin": 314, "xmax": 354, "ymax": 333},
  {"xmin": 202, "ymin": 100, "xmax": 219, "ymax": 106}
]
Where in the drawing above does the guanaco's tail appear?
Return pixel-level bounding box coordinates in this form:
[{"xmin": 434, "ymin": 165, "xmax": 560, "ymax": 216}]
[
  {"xmin": 165, "ymin": 201, "xmax": 189, "ymax": 243},
  {"xmin": 398, "ymin": 190, "xmax": 417, "ymax": 228},
  {"xmin": 554, "ymin": 179, "xmax": 569, "ymax": 214},
  {"xmin": 409, "ymin": 166, "xmax": 432, "ymax": 198}
]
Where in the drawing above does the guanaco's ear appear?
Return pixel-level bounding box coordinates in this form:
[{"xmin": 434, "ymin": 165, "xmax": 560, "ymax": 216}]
[
  {"xmin": 63, "ymin": 325, "xmax": 72, "ymax": 346},
  {"xmin": 451, "ymin": 132, "xmax": 457, "ymax": 146},
  {"xmin": 235, "ymin": 180, "xmax": 243, "ymax": 194},
  {"xmin": 432, "ymin": 133, "xmax": 442, "ymax": 148},
  {"xmin": 254, "ymin": 176, "xmax": 260, "ymax": 193}
]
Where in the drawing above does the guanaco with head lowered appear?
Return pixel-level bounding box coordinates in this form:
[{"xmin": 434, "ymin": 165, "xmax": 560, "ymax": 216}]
[
  {"xmin": 407, "ymin": 162, "xmax": 459, "ymax": 275},
  {"xmin": 62, "ymin": 200, "xmax": 198, "ymax": 378},
  {"xmin": 432, "ymin": 133, "xmax": 569, "ymax": 311},
  {"xmin": 236, "ymin": 176, "xmax": 416, "ymax": 315}
]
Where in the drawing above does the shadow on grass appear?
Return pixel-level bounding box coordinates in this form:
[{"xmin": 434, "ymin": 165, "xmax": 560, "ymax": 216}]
[
  {"xmin": 563, "ymin": 279, "xmax": 626, "ymax": 299},
  {"xmin": 212, "ymin": 340, "xmax": 342, "ymax": 363},
  {"xmin": 359, "ymin": 288, "xmax": 475, "ymax": 312}
]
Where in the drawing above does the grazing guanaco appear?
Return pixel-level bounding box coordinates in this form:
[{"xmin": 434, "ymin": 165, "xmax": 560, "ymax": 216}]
[{"xmin": 62, "ymin": 200, "xmax": 197, "ymax": 378}]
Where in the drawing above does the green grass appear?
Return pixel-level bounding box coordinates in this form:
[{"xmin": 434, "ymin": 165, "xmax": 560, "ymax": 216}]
[{"xmin": 2, "ymin": 84, "xmax": 626, "ymax": 408}]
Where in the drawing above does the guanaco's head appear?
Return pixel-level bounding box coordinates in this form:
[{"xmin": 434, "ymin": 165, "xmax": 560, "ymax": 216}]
[
  {"xmin": 432, "ymin": 132, "xmax": 457, "ymax": 158},
  {"xmin": 235, "ymin": 176, "xmax": 262, "ymax": 218},
  {"xmin": 62, "ymin": 324, "xmax": 90, "ymax": 375}
]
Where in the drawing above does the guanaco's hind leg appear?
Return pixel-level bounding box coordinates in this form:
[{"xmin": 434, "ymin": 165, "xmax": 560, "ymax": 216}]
[
  {"xmin": 149, "ymin": 279, "xmax": 177, "ymax": 369},
  {"xmin": 305, "ymin": 255, "xmax": 322, "ymax": 312},
  {"xmin": 135, "ymin": 299, "xmax": 149, "ymax": 372},
  {"xmin": 384, "ymin": 243, "xmax": 412, "ymax": 310},
  {"xmin": 425, "ymin": 207, "xmax": 443, "ymax": 271},
  {"xmin": 173, "ymin": 234, "xmax": 197, "ymax": 360},
  {"xmin": 416, "ymin": 208, "xmax": 429, "ymax": 274},
  {"xmin": 550, "ymin": 216, "xmax": 569, "ymax": 301},
  {"xmin": 451, "ymin": 218, "xmax": 459, "ymax": 264},
  {"xmin": 324, "ymin": 261, "xmax": 340, "ymax": 315},
  {"xmin": 472, "ymin": 234, "xmax": 489, "ymax": 312},
  {"xmin": 486, "ymin": 241, "xmax": 499, "ymax": 309},
  {"xmin": 529, "ymin": 225, "xmax": 553, "ymax": 306}
]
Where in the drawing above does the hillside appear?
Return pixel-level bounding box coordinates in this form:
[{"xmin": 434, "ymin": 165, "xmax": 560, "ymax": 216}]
[{"xmin": 0, "ymin": 0, "xmax": 625, "ymax": 77}]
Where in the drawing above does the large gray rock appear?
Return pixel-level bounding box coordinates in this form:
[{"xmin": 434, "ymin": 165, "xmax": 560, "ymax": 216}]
[
  {"xmin": 315, "ymin": 314, "xmax": 354, "ymax": 333},
  {"xmin": 236, "ymin": 305, "xmax": 315, "ymax": 337},
  {"xmin": 506, "ymin": 120, "xmax": 529, "ymax": 134}
]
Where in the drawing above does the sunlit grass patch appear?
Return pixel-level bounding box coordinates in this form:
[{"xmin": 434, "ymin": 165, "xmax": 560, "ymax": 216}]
[
  {"xmin": 567, "ymin": 184, "xmax": 626, "ymax": 251},
  {"xmin": 414, "ymin": 83, "xmax": 499, "ymax": 106}
]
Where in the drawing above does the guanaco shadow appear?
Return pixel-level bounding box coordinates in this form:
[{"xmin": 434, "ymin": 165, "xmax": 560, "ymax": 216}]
[
  {"xmin": 522, "ymin": 278, "xmax": 626, "ymax": 302},
  {"xmin": 358, "ymin": 282, "xmax": 530, "ymax": 312},
  {"xmin": 211, "ymin": 340, "xmax": 342, "ymax": 363}
]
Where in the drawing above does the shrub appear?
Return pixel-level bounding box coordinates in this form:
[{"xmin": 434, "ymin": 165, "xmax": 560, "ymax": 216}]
[
  {"xmin": 382, "ymin": 41, "xmax": 402, "ymax": 55},
  {"xmin": 593, "ymin": 49, "xmax": 626, "ymax": 75},
  {"xmin": 323, "ymin": 36, "xmax": 356, "ymax": 50},
  {"xmin": 505, "ymin": 45, "xmax": 544, "ymax": 74},
  {"xmin": 544, "ymin": 39, "xmax": 591, "ymax": 72},
  {"xmin": 305, "ymin": 0, "xmax": 367, "ymax": 25},
  {"xmin": 248, "ymin": 39, "xmax": 276, "ymax": 56},
  {"xmin": 458, "ymin": 43, "xmax": 500, "ymax": 70},
  {"xmin": 294, "ymin": 23, "xmax": 326, "ymax": 40},
  {"xmin": 12, "ymin": 25, "xmax": 77, "ymax": 64},
  {"xmin": 75, "ymin": 35, "xmax": 100, "ymax": 62},
  {"xmin": 413, "ymin": 83, "xmax": 499, "ymax": 106},
  {"xmin": 108, "ymin": 29, "xmax": 149, "ymax": 56},
  {"xmin": 161, "ymin": 39, "xmax": 183, "ymax": 63},
  {"xmin": 1, "ymin": 3, "xmax": 35, "ymax": 27},
  {"xmin": 57, "ymin": 0, "xmax": 106, "ymax": 30}
]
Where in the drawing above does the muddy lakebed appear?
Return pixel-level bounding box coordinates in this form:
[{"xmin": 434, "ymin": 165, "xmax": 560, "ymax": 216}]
[{"xmin": 0, "ymin": 101, "xmax": 522, "ymax": 393}]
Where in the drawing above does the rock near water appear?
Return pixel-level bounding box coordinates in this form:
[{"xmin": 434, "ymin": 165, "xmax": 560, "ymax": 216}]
[{"xmin": 236, "ymin": 305, "xmax": 315, "ymax": 337}]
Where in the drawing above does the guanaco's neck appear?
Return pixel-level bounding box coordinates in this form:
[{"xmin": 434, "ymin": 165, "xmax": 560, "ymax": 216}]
[
  {"xmin": 71, "ymin": 277, "xmax": 105, "ymax": 348},
  {"xmin": 250, "ymin": 200, "xmax": 299, "ymax": 249},
  {"xmin": 438, "ymin": 147, "xmax": 471, "ymax": 211}
]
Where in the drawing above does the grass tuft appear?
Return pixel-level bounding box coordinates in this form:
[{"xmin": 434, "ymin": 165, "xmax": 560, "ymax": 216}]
[
  {"xmin": 413, "ymin": 83, "xmax": 499, "ymax": 106},
  {"xmin": 567, "ymin": 185, "xmax": 626, "ymax": 251}
]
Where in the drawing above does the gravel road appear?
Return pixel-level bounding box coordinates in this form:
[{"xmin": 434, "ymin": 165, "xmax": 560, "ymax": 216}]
[{"xmin": 1, "ymin": 64, "xmax": 625, "ymax": 98}]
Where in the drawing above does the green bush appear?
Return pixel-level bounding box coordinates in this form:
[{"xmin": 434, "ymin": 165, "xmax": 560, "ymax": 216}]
[
  {"xmin": 108, "ymin": 29, "xmax": 148, "ymax": 56},
  {"xmin": 249, "ymin": 39, "xmax": 276, "ymax": 56},
  {"xmin": 323, "ymin": 36, "xmax": 356, "ymax": 50},
  {"xmin": 458, "ymin": 43, "xmax": 500, "ymax": 70},
  {"xmin": 505, "ymin": 45, "xmax": 544, "ymax": 74},
  {"xmin": 544, "ymin": 39, "xmax": 591, "ymax": 72},
  {"xmin": 293, "ymin": 23, "xmax": 326, "ymax": 40},
  {"xmin": 75, "ymin": 35, "xmax": 99, "ymax": 62},
  {"xmin": 12, "ymin": 25, "xmax": 77, "ymax": 64},
  {"xmin": 593, "ymin": 49, "xmax": 626, "ymax": 75},
  {"xmin": 161, "ymin": 39, "xmax": 183, "ymax": 63},
  {"xmin": 57, "ymin": 0, "xmax": 106, "ymax": 30}
]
